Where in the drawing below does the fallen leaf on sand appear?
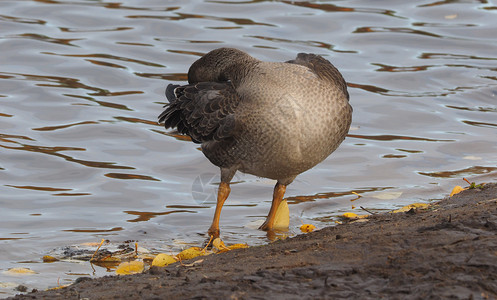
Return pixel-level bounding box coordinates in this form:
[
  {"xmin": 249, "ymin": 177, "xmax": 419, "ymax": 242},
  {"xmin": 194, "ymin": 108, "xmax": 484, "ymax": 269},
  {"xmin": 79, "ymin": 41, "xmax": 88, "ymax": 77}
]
[
  {"xmin": 115, "ymin": 261, "xmax": 144, "ymax": 275},
  {"xmin": 177, "ymin": 247, "xmax": 205, "ymax": 261},
  {"xmin": 450, "ymin": 185, "xmax": 466, "ymax": 197},
  {"xmin": 212, "ymin": 238, "xmax": 249, "ymax": 253},
  {"xmin": 342, "ymin": 212, "xmax": 369, "ymax": 219},
  {"xmin": 213, "ymin": 238, "xmax": 229, "ymax": 251},
  {"xmin": 47, "ymin": 284, "xmax": 69, "ymax": 291},
  {"xmin": 152, "ymin": 253, "xmax": 177, "ymax": 267},
  {"xmin": 342, "ymin": 212, "xmax": 358, "ymax": 219},
  {"xmin": 228, "ymin": 243, "xmax": 249, "ymax": 250},
  {"xmin": 391, "ymin": 203, "xmax": 429, "ymax": 213},
  {"xmin": 300, "ymin": 224, "xmax": 316, "ymax": 233}
]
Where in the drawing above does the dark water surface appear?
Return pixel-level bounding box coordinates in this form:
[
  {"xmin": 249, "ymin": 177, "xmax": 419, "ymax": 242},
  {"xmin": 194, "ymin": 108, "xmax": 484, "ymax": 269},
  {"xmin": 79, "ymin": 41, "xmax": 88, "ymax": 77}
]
[{"xmin": 1, "ymin": 0, "xmax": 496, "ymax": 295}]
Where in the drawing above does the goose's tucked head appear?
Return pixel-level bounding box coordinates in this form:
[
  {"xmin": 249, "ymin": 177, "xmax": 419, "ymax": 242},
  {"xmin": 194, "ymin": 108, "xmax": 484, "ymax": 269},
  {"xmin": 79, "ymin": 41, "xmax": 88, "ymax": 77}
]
[{"xmin": 187, "ymin": 48, "xmax": 256, "ymax": 84}]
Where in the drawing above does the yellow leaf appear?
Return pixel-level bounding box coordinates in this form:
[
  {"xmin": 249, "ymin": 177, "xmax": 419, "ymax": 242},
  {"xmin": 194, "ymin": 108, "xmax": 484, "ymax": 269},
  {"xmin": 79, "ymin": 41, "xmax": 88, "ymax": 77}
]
[
  {"xmin": 342, "ymin": 212, "xmax": 358, "ymax": 219},
  {"xmin": 392, "ymin": 203, "xmax": 429, "ymax": 213},
  {"xmin": 151, "ymin": 254, "xmax": 177, "ymax": 267},
  {"xmin": 450, "ymin": 185, "xmax": 465, "ymax": 197},
  {"xmin": 342, "ymin": 212, "xmax": 369, "ymax": 220},
  {"xmin": 80, "ymin": 242, "xmax": 105, "ymax": 247},
  {"xmin": 212, "ymin": 238, "xmax": 248, "ymax": 253},
  {"xmin": 3, "ymin": 268, "xmax": 36, "ymax": 275},
  {"xmin": 300, "ymin": 224, "xmax": 316, "ymax": 233},
  {"xmin": 228, "ymin": 243, "xmax": 249, "ymax": 250},
  {"xmin": 177, "ymin": 247, "xmax": 204, "ymax": 261},
  {"xmin": 42, "ymin": 255, "xmax": 58, "ymax": 263},
  {"xmin": 115, "ymin": 261, "xmax": 144, "ymax": 275},
  {"xmin": 212, "ymin": 238, "xmax": 229, "ymax": 251},
  {"xmin": 273, "ymin": 200, "xmax": 289, "ymax": 229},
  {"xmin": 47, "ymin": 284, "xmax": 69, "ymax": 290}
]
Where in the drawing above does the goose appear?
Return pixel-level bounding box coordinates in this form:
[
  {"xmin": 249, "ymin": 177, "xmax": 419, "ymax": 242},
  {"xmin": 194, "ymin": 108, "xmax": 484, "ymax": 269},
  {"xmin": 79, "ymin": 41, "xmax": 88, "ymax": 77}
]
[{"xmin": 159, "ymin": 48, "xmax": 352, "ymax": 238}]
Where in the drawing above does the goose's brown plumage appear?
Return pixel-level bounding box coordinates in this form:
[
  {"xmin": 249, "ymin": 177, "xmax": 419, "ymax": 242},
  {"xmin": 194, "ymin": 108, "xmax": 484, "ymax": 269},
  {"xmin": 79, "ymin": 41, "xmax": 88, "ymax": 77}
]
[{"xmin": 159, "ymin": 48, "xmax": 352, "ymax": 238}]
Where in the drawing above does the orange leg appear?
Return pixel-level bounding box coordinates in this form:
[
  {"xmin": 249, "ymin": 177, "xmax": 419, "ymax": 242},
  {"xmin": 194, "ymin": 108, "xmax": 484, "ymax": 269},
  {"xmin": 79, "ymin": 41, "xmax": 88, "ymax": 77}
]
[
  {"xmin": 259, "ymin": 182, "xmax": 286, "ymax": 231},
  {"xmin": 207, "ymin": 182, "xmax": 231, "ymax": 238}
]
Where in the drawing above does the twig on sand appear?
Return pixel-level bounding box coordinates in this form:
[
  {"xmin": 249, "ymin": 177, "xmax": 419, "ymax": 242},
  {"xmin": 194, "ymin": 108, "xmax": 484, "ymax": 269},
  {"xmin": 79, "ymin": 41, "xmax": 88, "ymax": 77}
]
[{"xmin": 360, "ymin": 206, "xmax": 377, "ymax": 215}]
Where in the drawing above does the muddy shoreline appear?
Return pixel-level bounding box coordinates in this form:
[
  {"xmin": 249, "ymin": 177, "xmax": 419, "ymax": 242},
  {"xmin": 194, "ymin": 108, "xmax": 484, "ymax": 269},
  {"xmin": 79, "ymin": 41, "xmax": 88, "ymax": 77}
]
[{"xmin": 8, "ymin": 183, "xmax": 497, "ymax": 299}]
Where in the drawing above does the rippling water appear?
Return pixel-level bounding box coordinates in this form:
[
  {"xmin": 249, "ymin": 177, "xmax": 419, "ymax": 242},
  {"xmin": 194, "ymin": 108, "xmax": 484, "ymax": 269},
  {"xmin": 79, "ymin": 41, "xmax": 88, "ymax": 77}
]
[{"xmin": 1, "ymin": 0, "xmax": 497, "ymax": 295}]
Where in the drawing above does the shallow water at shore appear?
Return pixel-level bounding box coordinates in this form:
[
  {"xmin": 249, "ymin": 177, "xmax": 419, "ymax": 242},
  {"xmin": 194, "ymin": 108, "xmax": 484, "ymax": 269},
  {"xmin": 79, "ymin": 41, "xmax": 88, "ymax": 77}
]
[{"xmin": 1, "ymin": 0, "xmax": 497, "ymax": 295}]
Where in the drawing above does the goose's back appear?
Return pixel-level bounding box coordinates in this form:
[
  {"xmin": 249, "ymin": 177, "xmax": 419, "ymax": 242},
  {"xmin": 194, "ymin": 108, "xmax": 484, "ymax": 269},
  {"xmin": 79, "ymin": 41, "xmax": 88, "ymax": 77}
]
[{"xmin": 202, "ymin": 61, "xmax": 352, "ymax": 180}]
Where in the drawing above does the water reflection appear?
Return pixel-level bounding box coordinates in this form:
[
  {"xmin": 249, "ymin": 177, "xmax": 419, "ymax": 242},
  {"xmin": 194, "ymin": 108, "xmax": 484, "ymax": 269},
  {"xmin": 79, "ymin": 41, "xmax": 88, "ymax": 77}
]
[
  {"xmin": 419, "ymin": 166, "xmax": 497, "ymax": 178},
  {"xmin": 446, "ymin": 105, "xmax": 497, "ymax": 113},
  {"xmin": 5, "ymin": 185, "xmax": 71, "ymax": 192},
  {"xmin": 354, "ymin": 26, "xmax": 448, "ymax": 39},
  {"xmin": 287, "ymin": 186, "xmax": 395, "ymax": 205},
  {"xmin": 11, "ymin": 33, "xmax": 81, "ymax": 46},
  {"xmin": 124, "ymin": 210, "xmax": 196, "ymax": 222},
  {"xmin": 43, "ymin": 52, "xmax": 165, "ymax": 67},
  {"xmin": 63, "ymin": 227, "xmax": 123, "ymax": 233},
  {"xmin": 248, "ymin": 35, "xmax": 356, "ymax": 53},
  {"xmin": 2, "ymin": 141, "xmax": 134, "ymax": 169},
  {"xmin": 1, "ymin": 72, "xmax": 141, "ymax": 98},
  {"xmin": 33, "ymin": 121, "xmax": 99, "ymax": 131},
  {"xmin": 104, "ymin": 173, "xmax": 160, "ymax": 181},
  {"xmin": 462, "ymin": 120, "xmax": 497, "ymax": 128},
  {"xmin": 348, "ymin": 134, "xmax": 454, "ymax": 142},
  {"xmin": 282, "ymin": 1, "xmax": 398, "ymax": 16}
]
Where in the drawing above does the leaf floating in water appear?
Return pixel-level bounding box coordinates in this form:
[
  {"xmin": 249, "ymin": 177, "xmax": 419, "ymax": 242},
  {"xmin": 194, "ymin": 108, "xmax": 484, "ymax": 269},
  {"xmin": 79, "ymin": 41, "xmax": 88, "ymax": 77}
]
[
  {"xmin": 115, "ymin": 261, "xmax": 144, "ymax": 275},
  {"xmin": 273, "ymin": 200, "xmax": 289, "ymax": 229},
  {"xmin": 42, "ymin": 255, "xmax": 58, "ymax": 263},
  {"xmin": 391, "ymin": 203, "xmax": 429, "ymax": 213},
  {"xmin": 300, "ymin": 224, "xmax": 316, "ymax": 233},
  {"xmin": 151, "ymin": 253, "xmax": 177, "ymax": 267},
  {"xmin": 3, "ymin": 268, "xmax": 36, "ymax": 275}
]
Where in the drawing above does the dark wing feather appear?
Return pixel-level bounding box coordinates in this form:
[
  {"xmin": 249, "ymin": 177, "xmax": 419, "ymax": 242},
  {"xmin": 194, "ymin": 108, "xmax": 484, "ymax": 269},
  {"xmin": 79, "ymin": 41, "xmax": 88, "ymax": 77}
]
[
  {"xmin": 286, "ymin": 53, "xmax": 349, "ymax": 100},
  {"xmin": 158, "ymin": 83, "xmax": 240, "ymax": 143}
]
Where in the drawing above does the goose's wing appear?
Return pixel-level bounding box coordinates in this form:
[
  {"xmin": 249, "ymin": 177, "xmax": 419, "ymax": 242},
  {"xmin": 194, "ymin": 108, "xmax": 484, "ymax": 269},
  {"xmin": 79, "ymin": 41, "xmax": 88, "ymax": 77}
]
[
  {"xmin": 158, "ymin": 82, "xmax": 240, "ymax": 143},
  {"xmin": 286, "ymin": 53, "xmax": 349, "ymax": 100}
]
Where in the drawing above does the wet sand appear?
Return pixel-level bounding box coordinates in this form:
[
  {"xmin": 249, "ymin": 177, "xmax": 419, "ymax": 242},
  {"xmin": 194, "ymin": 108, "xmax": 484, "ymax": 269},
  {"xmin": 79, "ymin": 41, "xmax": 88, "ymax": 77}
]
[{"xmin": 8, "ymin": 183, "xmax": 497, "ymax": 299}]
